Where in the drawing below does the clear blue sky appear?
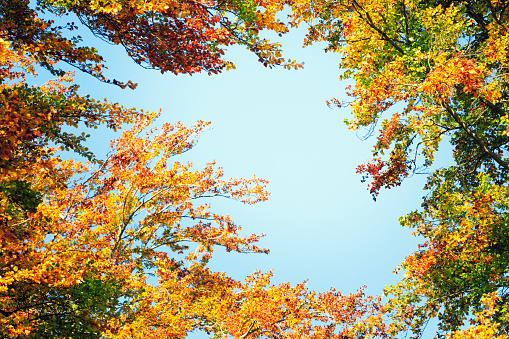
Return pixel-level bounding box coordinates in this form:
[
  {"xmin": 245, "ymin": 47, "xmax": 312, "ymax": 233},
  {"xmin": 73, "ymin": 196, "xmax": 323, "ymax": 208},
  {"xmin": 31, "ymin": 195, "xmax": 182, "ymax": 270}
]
[{"xmin": 39, "ymin": 18, "xmax": 450, "ymax": 338}]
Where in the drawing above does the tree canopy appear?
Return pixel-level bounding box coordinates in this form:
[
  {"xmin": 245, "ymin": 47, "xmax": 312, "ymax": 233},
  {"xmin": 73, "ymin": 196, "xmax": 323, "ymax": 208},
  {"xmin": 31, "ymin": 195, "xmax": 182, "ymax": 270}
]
[
  {"xmin": 0, "ymin": 0, "xmax": 386, "ymax": 338},
  {"xmin": 291, "ymin": 0, "xmax": 509, "ymax": 337},
  {"xmin": 3, "ymin": 0, "xmax": 509, "ymax": 337}
]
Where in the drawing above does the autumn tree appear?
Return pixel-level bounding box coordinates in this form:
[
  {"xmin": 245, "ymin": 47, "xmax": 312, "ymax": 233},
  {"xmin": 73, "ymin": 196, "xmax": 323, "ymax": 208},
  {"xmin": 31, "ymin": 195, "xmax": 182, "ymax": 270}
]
[
  {"xmin": 2, "ymin": 0, "xmax": 302, "ymax": 84},
  {"xmin": 291, "ymin": 0, "xmax": 509, "ymax": 337},
  {"xmin": 0, "ymin": 0, "xmax": 305, "ymax": 170},
  {"xmin": 1, "ymin": 110, "xmax": 389, "ymax": 338}
]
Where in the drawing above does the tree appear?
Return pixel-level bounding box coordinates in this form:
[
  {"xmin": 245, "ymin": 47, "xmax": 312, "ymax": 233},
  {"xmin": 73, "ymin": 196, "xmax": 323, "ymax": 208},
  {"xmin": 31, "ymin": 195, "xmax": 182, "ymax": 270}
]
[
  {"xmin": 0, "ymin": 0, "xmax": 303, "ymax": 221},
  {"xmin": 0, "ymin": 1, "xmax": 389, "ymax": 338},
  {"xmin": 2, "ymin": 0, "xmax": 302, "ymax": 85},
  {"xmin": 291, "ymin": 0, "xmax": 509, "ymax": 337},
  {"xmin": 1, "ymin": 110, "xmax": 389, "ymax": 338},
  {"xmin": 0, "ymin": 0, "xmax": 305, "ymax": 173}
]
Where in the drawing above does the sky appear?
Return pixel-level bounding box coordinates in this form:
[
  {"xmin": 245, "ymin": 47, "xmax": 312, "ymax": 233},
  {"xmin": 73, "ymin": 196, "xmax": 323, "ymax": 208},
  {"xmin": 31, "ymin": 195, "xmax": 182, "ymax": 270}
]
[{"xmin": 37, "ymin": 15, "xmax": 450, "ymax": 338}]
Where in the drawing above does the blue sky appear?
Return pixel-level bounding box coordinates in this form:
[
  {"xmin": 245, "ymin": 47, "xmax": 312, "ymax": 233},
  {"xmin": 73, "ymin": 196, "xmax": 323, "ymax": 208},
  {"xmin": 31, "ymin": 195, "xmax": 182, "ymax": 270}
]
[{"xmin": 45, "ymin": 19, "xmax": 447, "ymax": 337}]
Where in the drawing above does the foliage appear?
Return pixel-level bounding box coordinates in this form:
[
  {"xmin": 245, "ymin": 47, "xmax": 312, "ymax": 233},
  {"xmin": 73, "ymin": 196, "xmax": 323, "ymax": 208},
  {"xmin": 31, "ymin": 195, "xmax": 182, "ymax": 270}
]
[
  {"xmin": 0, "ymin": 0, "xmax": 391, "ymax": 338},
  {"xmin": 0, "ymin": 38, "xmax": 143, "ymax": 183},
  {"xmin": 2, "ymin": 0, "xmax": 302, "ymax": 89},
  {"xmin": 291, "ymin": 0, "xmax": 509, "ymax": 337},
  {"xmin": 0, "ymin": 110, "xmax": 389, "ymax": 338}
]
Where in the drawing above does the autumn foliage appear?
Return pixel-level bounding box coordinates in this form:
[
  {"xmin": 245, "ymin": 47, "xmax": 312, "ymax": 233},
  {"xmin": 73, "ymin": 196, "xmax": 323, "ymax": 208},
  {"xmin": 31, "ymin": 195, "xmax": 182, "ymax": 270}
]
[
  {"xmin": 0, "ymin": 81, "xmax": 387, "ymax": 337},
  {"xmin": 292, "ymin": 0, "xmax": 509, "ymax": 337},
  {"xmin": 2, "ymin": 0, "xmax": 302, "ymax": 87},
  {"xmin": 0, "ymin": 0, "xmax": 390, "ymax": 338},
  {"xmin": 7, "ymin": 0, "xmax": 509, "ymax": 337}
]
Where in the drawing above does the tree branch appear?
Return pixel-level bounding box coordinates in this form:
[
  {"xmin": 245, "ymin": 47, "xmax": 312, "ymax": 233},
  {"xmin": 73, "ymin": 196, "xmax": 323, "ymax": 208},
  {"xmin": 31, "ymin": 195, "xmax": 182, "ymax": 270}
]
[
  {"xmin": 350, "ymin": 0, "xmax": 406, "ymax": 55},
  {"xmin": 441, "ymin": 101, "xmax": 509, "ymax": 171}
]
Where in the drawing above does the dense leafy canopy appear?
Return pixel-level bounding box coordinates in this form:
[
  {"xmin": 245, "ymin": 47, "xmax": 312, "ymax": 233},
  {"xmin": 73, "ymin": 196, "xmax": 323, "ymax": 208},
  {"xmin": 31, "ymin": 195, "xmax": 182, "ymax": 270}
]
[
  {"xmin": 291, "ymin": 0, "xmax": 509, "ymax": 337},
  {"xmin": 5, "ymin": 0, "xmax": 509, "ymax": 337}
]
